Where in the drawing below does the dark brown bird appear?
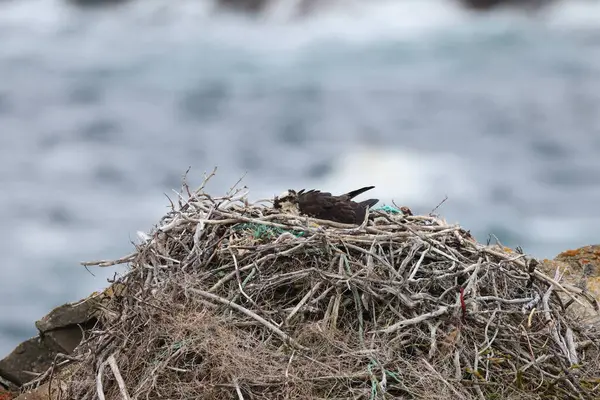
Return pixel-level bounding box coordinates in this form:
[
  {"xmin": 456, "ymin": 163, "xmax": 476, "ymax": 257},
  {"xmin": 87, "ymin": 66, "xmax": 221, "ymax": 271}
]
[{"xmin": 273, "ymin": 186, "xmax": 379, "ymax": 225}]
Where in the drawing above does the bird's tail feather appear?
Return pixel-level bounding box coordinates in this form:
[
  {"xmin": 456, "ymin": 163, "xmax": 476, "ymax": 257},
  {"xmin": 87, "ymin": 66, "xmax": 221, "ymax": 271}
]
[
  {"xmin": 345, "ymin": 186, "xmax": 375, "ymax": 199},
  {"xmin": 360, "ymin": 199, "xmax": 379, "ymax": 209}
]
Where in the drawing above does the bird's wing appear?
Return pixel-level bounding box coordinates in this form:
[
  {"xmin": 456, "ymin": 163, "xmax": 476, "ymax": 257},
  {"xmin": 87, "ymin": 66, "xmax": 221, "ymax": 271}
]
[
  {"xmin": 328, "ymin": 201, "xmax": 358, "ymax": 224},
  {"xmin": 298, "ymin": 190, "xmax": 332, "ymax": 209},
  {"xmin": 298, "ymin": 192, "xmax": 358, "ymax": 224},
  {"xmin": 301, "ymin": 189, "xmax": 332, "ymax": 197}
]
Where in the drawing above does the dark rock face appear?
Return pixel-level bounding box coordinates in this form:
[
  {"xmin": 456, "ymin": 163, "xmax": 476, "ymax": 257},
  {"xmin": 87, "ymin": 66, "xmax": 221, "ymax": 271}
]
[
  {"xmin": 35, "ymin": 300, "xmax": 96, "ymax": 333},
  {"xmin": 0, "ymin": 337, "xmax": 62, "ymax": 386},
  {"xmin": 214, "ymin": 0, "xmax": 328, "ymax": 16},
  {"xmin": 67, "ymin": 0, "xmax": 129, "ymax": 7},
  {"xmin": 0, "ymin": 286, "xmax": 129, "ymax": 396},
  {"xmin": 217, "ymin": 0, "xmax": 271, "ymax": 13},
  {"xmin": 0, "ymin": 299, "xmax": 99, "ymax": 386},
  {"xmin": 460, "ymin": 0, "xmax": 504, "ymax": 8},
  {"xmin": 43, "ymin": 327, "xmax": 85, "ymax": 355},
  {"xmin": 63, "ymin": 0, "xmax": 556, "ymax": 13},
  {"xmin": 458, "ymin": 0, "xmax": 553, "ymax": 11}
]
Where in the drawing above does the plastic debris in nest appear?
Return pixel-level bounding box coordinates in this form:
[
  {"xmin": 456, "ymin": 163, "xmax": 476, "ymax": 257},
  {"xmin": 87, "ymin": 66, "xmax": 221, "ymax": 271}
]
[
  {"xmin": 232, "ymin": 222, "xmax": 306, "ymax": 240},
  {"xmin": 372, "ymin": 205, "xmax": 401, "ymax": 214}
]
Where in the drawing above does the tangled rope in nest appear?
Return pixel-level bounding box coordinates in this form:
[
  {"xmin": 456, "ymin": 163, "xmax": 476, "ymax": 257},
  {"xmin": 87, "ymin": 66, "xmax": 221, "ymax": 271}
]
[{"xmin": 41, "ymin": 171, "xmax": 600, "ymax": 399}]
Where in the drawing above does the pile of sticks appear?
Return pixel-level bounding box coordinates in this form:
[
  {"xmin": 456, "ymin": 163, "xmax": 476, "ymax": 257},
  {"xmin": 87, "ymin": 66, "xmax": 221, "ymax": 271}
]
[{"xmin": 49, "ymin": 171, "xmax": 600, "ymax": 399}]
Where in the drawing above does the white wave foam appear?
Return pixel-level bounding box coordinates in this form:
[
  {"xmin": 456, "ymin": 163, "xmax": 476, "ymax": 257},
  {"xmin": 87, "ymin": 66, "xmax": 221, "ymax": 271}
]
[
  {"xmin": 543, "ymin": 0, "xmax": 600, "ymax": 29},
  {"xmin": 1, "ymin": 0, "xmax": 599, "ymax": 59},
  {"xmin": 260, "ymin": 0, "xmax": 470, "ymax": 42},
  {"xmin": 311, "ymin": 145, "xmax": 477, "ymax": 209}
]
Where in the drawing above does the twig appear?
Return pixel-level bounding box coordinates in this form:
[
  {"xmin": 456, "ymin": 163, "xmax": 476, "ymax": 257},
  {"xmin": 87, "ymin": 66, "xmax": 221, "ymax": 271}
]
[
  {"xmin": 407, "ymin": 246, "xmax": 429, "ymax": 281},
  {"xmin": 375, "ymin": 306, "xmax": 449, "ymax": 334},
  {"xmin": 96, "ymin": 360, "xmax": 107, "ymax": 400},
  {"xmin": 81, "ymin": 253, "xmax": 136, "ymax": 267},
  {"xmin": 421, "ymin": 358, "xmax": 464, "ymax": 398},
  {"xmin": 429, "ymin": 195, "xmax": 448, "ymax": 216},
  {"xmin": 285, "ymin": 282, "xmax": 323, "ymax": 324},
  {"xmin": 232, "ymin": 376, "xmax": 245, "ymax": 400},
  {"xmin": 107, "ymin": 355, "xmax": 131, "ymax": 400},
  {"xmin": 187, "ymin": 287, "xmax": 308, "ymax": 351}
]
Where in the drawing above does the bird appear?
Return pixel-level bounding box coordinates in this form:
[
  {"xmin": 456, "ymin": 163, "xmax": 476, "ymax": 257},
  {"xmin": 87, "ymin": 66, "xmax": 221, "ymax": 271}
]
[{"xmin": 273, "ymin": 186, "xmax": 379, "ymax": 225}]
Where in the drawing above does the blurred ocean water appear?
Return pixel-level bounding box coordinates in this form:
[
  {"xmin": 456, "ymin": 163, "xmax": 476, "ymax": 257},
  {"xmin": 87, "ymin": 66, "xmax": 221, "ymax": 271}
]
[{"xmin": 1, "ymin": 0, "xmax": 600, "ymax": 356}]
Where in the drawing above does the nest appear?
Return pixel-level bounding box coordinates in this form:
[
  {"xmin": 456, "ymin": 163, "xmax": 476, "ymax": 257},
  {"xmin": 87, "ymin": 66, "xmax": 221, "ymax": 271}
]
[{"xmin": 42, "ymin": 172, "xmax": 600, "ymax": 399}]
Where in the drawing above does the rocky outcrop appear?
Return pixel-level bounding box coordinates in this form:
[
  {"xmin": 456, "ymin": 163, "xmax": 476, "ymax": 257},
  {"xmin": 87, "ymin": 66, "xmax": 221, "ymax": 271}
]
[
  {"xmin": 554, "ymin": 244, "xmax": 600, "ymax": 287},
  {"xmin": 66, "ymin": 0, "xmax": 129, "ymax": 7},
  {"xmin": 0, "ymin": 299, "xmax": 98, "ymax": 387},
  {"xmin": 217, "ymin": 0, "xmax": 556, "ymax": 14},
  {"xmin": 63, "ymin": 0, "xmax": 558, "ymax": 13},
  {"xmin": 458, "ymin": 0, "xmax": 554, "ymax": 11},
  {"xmin": 0, "ymin": 288, "xmax": 118, "ymax": 399},
  {"xmin": 217, "ymin": 0, "xmax": 271, "ymax": 13},
  {"xmin": 539, "ymin": 245, "xmax": 600, "ymax": 324}
]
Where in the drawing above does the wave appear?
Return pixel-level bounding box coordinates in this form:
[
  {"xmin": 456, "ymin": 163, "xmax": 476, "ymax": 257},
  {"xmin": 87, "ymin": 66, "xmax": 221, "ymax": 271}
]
[{"xmin": 2, "ymin": 0, "xmax": 599, "ymax": 52}]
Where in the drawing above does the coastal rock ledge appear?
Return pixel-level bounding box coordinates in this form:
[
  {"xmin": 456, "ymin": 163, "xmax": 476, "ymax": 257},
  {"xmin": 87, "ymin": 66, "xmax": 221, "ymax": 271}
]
[{"xmin": 1, "ymin": 181, "xmax": 599, "ymax": 400}]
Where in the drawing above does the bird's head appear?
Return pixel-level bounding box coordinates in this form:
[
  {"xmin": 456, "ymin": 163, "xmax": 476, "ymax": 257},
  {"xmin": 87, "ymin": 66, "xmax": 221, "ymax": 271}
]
[{"xmin": 273, "ymin": 189, "xmax": 300, "ymax": 214}]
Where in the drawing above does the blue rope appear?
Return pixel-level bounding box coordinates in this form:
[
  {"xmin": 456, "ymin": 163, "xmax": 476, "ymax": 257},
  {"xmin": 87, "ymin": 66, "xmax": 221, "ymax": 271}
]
[{"xmin": 372, "ymin": 205, "xmax": 401, "ymax": 214}]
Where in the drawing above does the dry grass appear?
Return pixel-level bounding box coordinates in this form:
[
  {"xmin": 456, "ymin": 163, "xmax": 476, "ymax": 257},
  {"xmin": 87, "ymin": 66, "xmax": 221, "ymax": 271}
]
[{"xmin": 29, "ymin": 170, "xmax": 600, "ymax": 399}]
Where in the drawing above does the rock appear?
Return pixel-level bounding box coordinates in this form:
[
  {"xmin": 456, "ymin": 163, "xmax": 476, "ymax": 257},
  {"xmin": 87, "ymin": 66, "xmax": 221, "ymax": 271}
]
[
  {"xmin": 0, "ymin": 374, "xmax": 18, "ymax": 393},
  {"xmin": 9, "ymin": 363, "xmax": 75, "ymax": 400},
  {"xmin": 42, "ymin": 327, "xmax": 83, "ymax": 355},
  {"xmin": 0, "ymin": 296, "xmax": 102, "ymax": 386},
  {"xmin": 459, "ymin": 0, "xmax": 506, "ymax": 9},
  {"xmin": 0, "ymin": 284, "xmax": 127, "ymax": 387},
  {"xmin": 458, "ymin": 0, "xmax": 553, "ymax": 11},
  {"xmin": 35, "ymin": 299, "xmax": 97, "ymax": 333},
  {"xmin": 0, "ymin": 324, "xmax": 89, "ymax": 387},
  {"xmin": 555, "ymin": 245, "xmax": 600, "ymax": 275},
  {"xmin": 554, "ymin": 245, "xmax": 600, "ymax": 303},
  {"xmin": 11, "ymin": 389, "xmax": 46, "ymax": 400},
  {"xmin": 0, "ymin": 337, "xmax": 62, "ymax": 386},
  {"xmin": 0, "ymin": 387, "xmax": 15, "ymax": 400},
  {"xmin": 535, "ymin": 244, "xmax": 600, "ymax": 325},
  {"xmin": 12, "ymin": 380, "xmax": 68, "ymax": 400},
  {"xmin": 217, "ymin": 0, "xmax": 271, "ymax": 13},
  {"xmin": 66, "ymin": 0, "xmax": 129, "ymax": 7}
]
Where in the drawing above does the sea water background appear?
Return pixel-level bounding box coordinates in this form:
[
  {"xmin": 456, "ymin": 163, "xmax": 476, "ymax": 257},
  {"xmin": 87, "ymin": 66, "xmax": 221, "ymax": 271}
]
[{"xmin": 1, "ymin": 0, "xmax": 600, "ymax": 357}]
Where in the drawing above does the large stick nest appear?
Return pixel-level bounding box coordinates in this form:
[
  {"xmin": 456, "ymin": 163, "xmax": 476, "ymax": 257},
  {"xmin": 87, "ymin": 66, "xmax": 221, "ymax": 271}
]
[{"xmin": 46, "ymin": 173, "xmax": 600, "ymax": 399}]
